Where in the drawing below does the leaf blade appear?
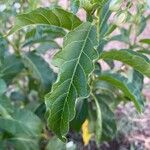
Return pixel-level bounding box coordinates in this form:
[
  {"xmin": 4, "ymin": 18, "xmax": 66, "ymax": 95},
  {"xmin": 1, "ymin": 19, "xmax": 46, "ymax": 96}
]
[
  {"xmin": 8, "ymin": 7, "xmax": 82, "ymax": 35},
  {"xmin": 45, "ymin": 22, "xmax": 98, "ymax": 140},
  {"xmin": 98, "ymin": 72, "xmax": 144, "ymax": 111}
]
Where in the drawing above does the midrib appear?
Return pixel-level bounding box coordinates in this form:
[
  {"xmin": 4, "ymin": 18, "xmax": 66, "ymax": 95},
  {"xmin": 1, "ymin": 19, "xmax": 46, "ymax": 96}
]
[{"xmin": 60, "ymin": 25, "xmax": 92, "ymax": 132}]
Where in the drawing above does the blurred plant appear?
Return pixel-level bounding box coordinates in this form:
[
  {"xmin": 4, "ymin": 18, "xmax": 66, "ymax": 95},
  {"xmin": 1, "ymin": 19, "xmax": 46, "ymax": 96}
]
[{"xmin": 0, "ymin": 0, "xmax": 150, "ymax": 149}]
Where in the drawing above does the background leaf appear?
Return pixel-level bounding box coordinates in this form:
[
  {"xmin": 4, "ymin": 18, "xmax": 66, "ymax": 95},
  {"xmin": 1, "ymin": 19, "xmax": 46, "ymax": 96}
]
[
  {"xmin": 8, "ymin": 7, "xmax": 82, "ymax": 35},
  {"xmin": 97, "ymin": 72, "xmax": 144, "ymax": 111},
  {"xmin": 101, "ymin": 50, "xmax": 150, "ymax": 78},
  {"xmin": 22, "ymin": 52, "xmax": 56, "ymax": 92},
  {"xmin": 0, "ymin": 55, "xmax": 24, "ymax": 83}
]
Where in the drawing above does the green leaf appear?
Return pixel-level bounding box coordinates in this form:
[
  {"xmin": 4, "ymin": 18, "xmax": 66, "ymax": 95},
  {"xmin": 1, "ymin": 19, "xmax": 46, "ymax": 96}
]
[
  {"xmin": 45, "ymin": 22, "xmax": 98, "ymax": 141},
  {"xmin": 22, "ymin": 52, "xmax": 56, "ymax": 91},
  {"xmin": 35, "ymin": 42, "xmax": 60, "ymax": 54},
  {"xmin": 96, "ymin": 94, "xmax": 116, "ymax": 141},
  {"xmin": 99, "ymin": 1, "xmax": 111, "ymax": 38},
  {"xmin": 46, "ymin": 137, "xmax": 66, "ymax": 150},
  {"xmin": 132, "ymin": 70, "xmax": 143, "ymax": 92},
  {"xmin": 101, "ymin": 50, "xmax": 150, "ymax": 78},
  {"xmin": 110, "ymin": 28, "xmax": 130, "ymax": 44},
  {"xmin": 138, "ymin": 49, "xmax": 150, "ymax": 55},
  {"xmin": 98, "ymin": 72, "xmax": 144, "ymax": 111},
  {"xmin": 0, "ymin": 108, "xmax": 42, "ymax": 136},
  {"xmin": 23, "ymin": 26, "xmax": 65, "ymax": 48},
  {"xmin": 88, "ymin": 93, "xmax": 116, "ymax": 143},
  {"xmin": 0, "ymin": 55, "xmax": 24, "ymax": 83},
  {"xmin": 0, "ymin": 79, "xmax": 7, "ymax": 95},
  {"xmin": 41, "ymin": 25, "xmax": 66, "ymax": 38},
  {"xmin": 0, "ymin": 95, "xmax": 42, "ymax": 150},
  {"xmin": 8, "ymin": 8, "xmax": 82, "ymax": 35},
  {"xmin": 139, "ymin": 38, "xmax": 150, "ymax": 44},
  {"xmin": 137, "ymin": 16, "xmax": 147, "ymax": 36},
  {"xmin": 0, "ymin": 102, "xmax": 43, "ymax": 150},
  {"xmin": 97, "ymin": 0, "xmax": 113, "ymax": 54},
  {"xmin": 0, "ymin": 95, "xmax": 12, "ymax": 118},
  {"xmin": 70, "ymin": 99, "xmax": 88, "ymax": 131},
  {"xmin": 91, "ymin": 93, "xmax": 102, "ymax": 143},
  {"xmin": 70, "ymin": 0, "xmax": 80, "ymax": 14},
  {"xmin": 0, "ymin": 34, "xmax": 8, "ymax": 62}
]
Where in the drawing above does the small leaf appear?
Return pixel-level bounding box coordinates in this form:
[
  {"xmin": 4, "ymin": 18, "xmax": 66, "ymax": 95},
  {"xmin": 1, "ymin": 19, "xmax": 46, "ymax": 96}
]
[
  {"xmin": 137, "ymin": 16, "xmax": 147, "ymax": 36},
  {"xmin": 99, "ymin": 1, "xmax": 111, "ymax": 37},
  {"xmin": 97, "ymin": 1, "xmax": 113, "ymax": 54},
  {"xmin": 139, "ymin": 38, "xmax": 150, "ymax": 44},
  {"xmin": 8, "ymin": 8, "xmax": 82, "ymax": 35},
  {"xmin": 98, "ymin": 72, "xmax": 144, "ymax": 111},
  {"xmin": 45, "ymin": 22, "xmax": 98, "ymax": 140},
  {"xmin": 0, "ymin": 107, "xmax": 42, "ymax": 150},
  {"xmin": 101, "ymin": 50, "xmax": 150, "ymax": 78}
]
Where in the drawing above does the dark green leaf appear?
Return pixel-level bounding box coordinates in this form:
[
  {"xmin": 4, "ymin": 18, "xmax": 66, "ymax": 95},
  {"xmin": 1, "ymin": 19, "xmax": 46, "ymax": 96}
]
[
  {"xmin": 96, "ymin": 94, "xmax": 116, "ymax": 141},
  {"xmin": 0, "ymin": 55, "xmax": 24, "ymax": 83},
  {"xmin": 99, "ymin": 1, "xmax": 111, "ymax": 38},
  {"xmin": 45, "ymin": 22, "xmax": 98, "ymax": 141},
  {"xmin": 0, "ymin": 108, "xmax": 42, "ymax": 150},
  {"xmin": 70, "ymin": 99, "xmax": 88, "ymax": 131},
  {"xmin": 0, "ymin": 34, "xmax": 8, "ymax": 62},
  {"xmin": 22, "ymin": 52, "xmax": 56, "ymax": 91},
  {"xmin": 0, "ymin": 79, "xmax": 7, "ymax": 95},
  {"xmin": 0, "ymin": 108, "xmax": 42, "ymax": 136}
]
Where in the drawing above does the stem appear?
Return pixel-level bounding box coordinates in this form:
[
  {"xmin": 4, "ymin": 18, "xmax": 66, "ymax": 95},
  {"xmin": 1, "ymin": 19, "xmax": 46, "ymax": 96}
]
[{"xmin": 6, "ymin": 38, "xmax": 20, "ymax": 56}]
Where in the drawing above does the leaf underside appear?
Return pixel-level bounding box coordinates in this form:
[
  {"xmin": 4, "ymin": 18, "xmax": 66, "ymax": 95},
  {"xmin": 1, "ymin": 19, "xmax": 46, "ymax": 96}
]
[{"xmin": 45, "ymin": 22, "xmax": 98, "ymax": 141}]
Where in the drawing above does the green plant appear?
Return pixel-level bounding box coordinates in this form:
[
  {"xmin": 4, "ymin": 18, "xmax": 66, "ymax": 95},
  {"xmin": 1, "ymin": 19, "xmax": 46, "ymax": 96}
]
[{"xmin": 0, "ymin": 0, "xmax": 150, "ymax": 149}]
